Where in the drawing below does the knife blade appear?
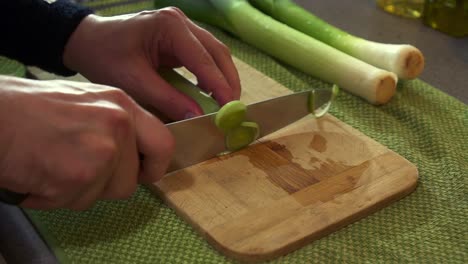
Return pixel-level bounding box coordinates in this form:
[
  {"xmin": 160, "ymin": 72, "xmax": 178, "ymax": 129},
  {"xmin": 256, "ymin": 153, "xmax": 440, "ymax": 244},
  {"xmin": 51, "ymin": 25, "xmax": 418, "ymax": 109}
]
[{"xmin": 166, "ymin": 88, "xmax": 333, "ymax": 173}]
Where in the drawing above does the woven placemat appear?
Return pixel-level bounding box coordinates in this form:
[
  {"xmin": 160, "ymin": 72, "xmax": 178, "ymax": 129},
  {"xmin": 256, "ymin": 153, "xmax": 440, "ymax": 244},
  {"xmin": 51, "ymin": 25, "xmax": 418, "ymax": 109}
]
[{"xmin": 1, "ymin": 1, "xmax": 466, "ymax": 263}]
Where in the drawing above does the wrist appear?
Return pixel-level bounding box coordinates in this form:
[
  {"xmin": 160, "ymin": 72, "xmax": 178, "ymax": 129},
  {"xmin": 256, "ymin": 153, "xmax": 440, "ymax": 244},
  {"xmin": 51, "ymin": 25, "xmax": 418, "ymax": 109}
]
[{"xmin": 63, "ymin": 14, "xmax": 101, "ymax": 73}]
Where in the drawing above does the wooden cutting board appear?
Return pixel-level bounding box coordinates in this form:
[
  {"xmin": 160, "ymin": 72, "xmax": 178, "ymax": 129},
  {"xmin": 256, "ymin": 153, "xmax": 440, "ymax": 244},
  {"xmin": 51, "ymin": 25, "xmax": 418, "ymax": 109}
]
[
  {"xmin": 151, "ymin": 57, "xmax": 418, "ymax": 262},
  {"xmin": 27, "ymin": 58, "xmax": 418, "ymax": 262}
]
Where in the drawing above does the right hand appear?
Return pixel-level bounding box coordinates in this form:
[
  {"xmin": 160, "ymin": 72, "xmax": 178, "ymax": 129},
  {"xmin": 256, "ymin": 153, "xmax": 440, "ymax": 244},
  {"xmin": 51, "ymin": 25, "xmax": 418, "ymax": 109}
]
[{"xmin": 0, "ymin": 75, "xmax": 174, "ymax": 210}]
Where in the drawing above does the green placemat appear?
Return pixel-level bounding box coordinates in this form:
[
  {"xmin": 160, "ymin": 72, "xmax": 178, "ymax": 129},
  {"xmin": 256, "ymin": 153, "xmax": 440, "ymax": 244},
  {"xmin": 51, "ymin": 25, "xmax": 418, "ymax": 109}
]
[
  {"xmin": 0, "ymin": 57, "xmax": 26, "ymax": 77},
  {"xmin": 1, "ymin": 1, "xmax": 466, "ymax": 263}
]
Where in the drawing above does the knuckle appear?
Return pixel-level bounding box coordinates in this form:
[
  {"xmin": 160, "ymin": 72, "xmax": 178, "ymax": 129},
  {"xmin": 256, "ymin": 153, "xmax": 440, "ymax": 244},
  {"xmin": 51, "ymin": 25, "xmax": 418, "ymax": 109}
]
[
  {"xmin": 164, "ymin": 6, "xmax": 186, "ymax": 17},
  {"xmin": 66, "ymin": 142, "xmax": 117, "ymax": 186},
  {"xmin": 107, "ymin": 88, "xmax": 133, "ymax": 109},
  {"xmin": 198, "ymin": 51, "xmax": 215, "ymax": 69},
  {"xmin": 92, "ymin": 138, "xmax": 119, "ymax": 165},
  {"xmin": 69, "ymin": 165, "xmax": 97, "ymax": 187},
  {"xmin": 168, "ymin": 6, "xmax": 186, "ymax": 17},
  {"xmin": 157, "ymin": 7, "xmax": 185, "ymax": 22},
  {"xmin": 104, "ymin": 108, "xmax": 132, "ymax": 138}
]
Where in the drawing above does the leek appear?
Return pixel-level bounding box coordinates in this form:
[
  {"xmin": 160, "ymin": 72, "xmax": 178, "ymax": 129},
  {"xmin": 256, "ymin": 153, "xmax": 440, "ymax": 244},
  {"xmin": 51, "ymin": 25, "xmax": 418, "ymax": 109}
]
[
  {"xmin": 158, "ymin": 69, "xmax": 259, "ymax": 151},
  {"xmin": 158, "ymin": 68, "xmax": 220, "ymax": 114},
  {"xmin": 214, "ymin": 100, "xmax": 247, "ymax": 131},
  {"xmin": 215, "ymin": 101, "xmax": 259, "ymax": 151},
  {"xmin": 250, "ymin": 0, "xmax": 425, "ymax": 80},
  {"xmin": 309, "ymin": 84, "xmax": 340, "ymax": 118},
  {"xmin": 154, "ymin": 0, "xmax": 398, "ymax": 105},
  {"xmin": 225, "ymin": 121, "xmax": 260, "ymax": 151}
]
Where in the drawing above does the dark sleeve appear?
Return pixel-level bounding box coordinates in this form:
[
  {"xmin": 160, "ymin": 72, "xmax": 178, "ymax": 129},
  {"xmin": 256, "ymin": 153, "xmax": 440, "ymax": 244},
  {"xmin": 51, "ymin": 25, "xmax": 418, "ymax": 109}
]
[{"xmin": 0, "ymin": 0, "xmax": 94, "ymax": 76}]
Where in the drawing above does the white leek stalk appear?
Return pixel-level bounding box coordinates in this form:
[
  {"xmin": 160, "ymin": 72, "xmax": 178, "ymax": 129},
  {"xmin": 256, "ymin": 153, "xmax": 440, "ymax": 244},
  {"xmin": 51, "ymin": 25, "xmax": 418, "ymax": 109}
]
[{"xmin": 250, "ymin": 0, "xmax": 425, "ymax": 79}]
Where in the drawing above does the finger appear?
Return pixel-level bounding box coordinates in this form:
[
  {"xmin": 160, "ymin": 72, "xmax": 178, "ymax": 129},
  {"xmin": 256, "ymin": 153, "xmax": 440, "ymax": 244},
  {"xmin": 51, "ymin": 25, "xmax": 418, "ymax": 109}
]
[
  {"xmin": 21, "ymin": 180, "xmax": 105, "ymax": 210},
  {"xmin": 22, "ymin": 138, "xmax": 119, "ymax": 210},
  {"xmin": 62, "ymin": 133, "xmax": 122, "ymax": 209},
  {"xmin": 185, "ymin": 21, "xmax": 241, "ymax": 100},
  {"xmin": 100, "ymin": 113, "xmax": 139, "ymax": 200},
  {"xmin": 134, "ymin": 64, "xmax": 203, "ymax": 121},
  {"xmin": 158, "ymin": 53, "xmax": 183, "ymax": 69},
  {"xmin": 72, "ymin": 104, "xmax": 139, "ymax": 203},
  {"xmin": 169, "ymin": 20, "xmax": 234, "ymax": 105},
  {"xmin": 21, "ymin": 179, "xmax": 106, "ymax": 210},
  {"xmin": 142, "ymin": 104, "xmax": 172, "ymax": 124},
  {"xmin": 132, "ymin": 103, "xmax": 174, "ymax": 183}
]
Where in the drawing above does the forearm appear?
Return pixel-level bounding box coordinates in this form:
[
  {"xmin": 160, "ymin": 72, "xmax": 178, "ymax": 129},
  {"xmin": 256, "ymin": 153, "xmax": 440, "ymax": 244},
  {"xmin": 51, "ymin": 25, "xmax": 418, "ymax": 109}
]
[{"xmin": 0, "ymin": 0, "xmax": 93, "ymax": 76}]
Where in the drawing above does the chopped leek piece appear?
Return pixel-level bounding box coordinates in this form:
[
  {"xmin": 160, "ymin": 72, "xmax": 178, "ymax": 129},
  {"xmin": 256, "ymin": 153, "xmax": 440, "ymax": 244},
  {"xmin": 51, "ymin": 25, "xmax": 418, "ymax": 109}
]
[
  {"xmin": 225, "ymin": 121, "xmax": 260, "ymax": 151},
  {"xmin": 215, "ymin": 100, "xmax": 247, "ymax": 131},
  {"xmin": 308, "ymin": 84, "xmax": 340, "ymax": 118}
]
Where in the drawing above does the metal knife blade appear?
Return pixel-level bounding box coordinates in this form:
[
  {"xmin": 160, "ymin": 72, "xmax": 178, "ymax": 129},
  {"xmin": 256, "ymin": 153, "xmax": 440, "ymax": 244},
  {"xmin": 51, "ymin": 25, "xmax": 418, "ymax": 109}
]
[{"xmin": 166, "ymin": 88, "xmax": 333, "ymax": 173}]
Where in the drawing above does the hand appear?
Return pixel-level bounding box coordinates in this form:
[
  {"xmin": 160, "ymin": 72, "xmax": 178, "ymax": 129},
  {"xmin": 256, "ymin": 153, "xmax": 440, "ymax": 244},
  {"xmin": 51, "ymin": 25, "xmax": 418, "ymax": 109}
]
[
  {"xmin": 0, "ymin": 76, "xmax": 174, "ymax": 210},
  {"xmin": 63, "ymin": 8, "xmax": 241, "ymax": 121}
]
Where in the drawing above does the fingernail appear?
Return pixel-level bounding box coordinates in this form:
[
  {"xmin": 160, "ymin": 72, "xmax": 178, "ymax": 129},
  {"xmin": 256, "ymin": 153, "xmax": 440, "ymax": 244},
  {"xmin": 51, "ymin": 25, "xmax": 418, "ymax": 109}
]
[{"xmin": 184, "ymin": 112, "xmax": 196, "ymax": 119}]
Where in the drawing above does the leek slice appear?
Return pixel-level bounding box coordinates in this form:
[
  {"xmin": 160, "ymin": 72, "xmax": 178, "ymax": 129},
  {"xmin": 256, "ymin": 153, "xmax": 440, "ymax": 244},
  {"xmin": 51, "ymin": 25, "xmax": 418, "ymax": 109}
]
[
  {"xmin": 214, "ymin": 100, "xmax": 247, "ymax": 131},
  {"xmin": 214, "ymin": 101, "xmax": 259, "ymax": 152},
  {"xmin": 308, "ymin": 84, "xmax": 340, "ymax": 118},
  {"xmin": 225, "ymin": 121, "xmax": 260, "ymax": 151}
]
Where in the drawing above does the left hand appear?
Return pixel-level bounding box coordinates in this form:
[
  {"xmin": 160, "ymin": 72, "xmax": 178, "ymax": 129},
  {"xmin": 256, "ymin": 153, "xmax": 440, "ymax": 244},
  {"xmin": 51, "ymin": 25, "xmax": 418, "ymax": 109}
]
[{"xmin": 63, "ymin": 7, "xmax": 241, "ymax": 121}]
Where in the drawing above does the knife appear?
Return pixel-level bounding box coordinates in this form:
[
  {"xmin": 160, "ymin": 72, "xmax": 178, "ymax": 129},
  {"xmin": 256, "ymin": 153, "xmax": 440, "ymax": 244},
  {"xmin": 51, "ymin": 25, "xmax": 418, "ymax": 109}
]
[
  {"xmin": 0, "ymin": 88, "xmax": 334, "ymax": 205},
  {"xmin": 166, "ymin": 88, "xmax": 333, "ymax": 173}
]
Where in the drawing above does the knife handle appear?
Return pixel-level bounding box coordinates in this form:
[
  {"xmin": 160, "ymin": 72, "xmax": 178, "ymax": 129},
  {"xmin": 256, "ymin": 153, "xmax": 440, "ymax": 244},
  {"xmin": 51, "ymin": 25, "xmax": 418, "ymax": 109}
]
[{"xmin": 0, "ymin": 189, "xmax": 29, "ymax": 205}]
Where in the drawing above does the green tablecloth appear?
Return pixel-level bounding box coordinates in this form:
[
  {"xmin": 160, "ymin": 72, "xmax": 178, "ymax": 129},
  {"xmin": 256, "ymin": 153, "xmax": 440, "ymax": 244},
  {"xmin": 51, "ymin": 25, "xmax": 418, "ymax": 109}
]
[{"xmin": 1, "ymin": 1, "xmax": 466, "ymax": 263}]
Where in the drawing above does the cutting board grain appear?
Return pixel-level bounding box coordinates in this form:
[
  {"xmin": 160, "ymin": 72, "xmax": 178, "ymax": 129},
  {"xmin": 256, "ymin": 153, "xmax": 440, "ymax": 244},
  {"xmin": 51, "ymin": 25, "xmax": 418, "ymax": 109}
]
[{"xmin": 151, "ymin": 58, "xmax": 419, "ymax": 262}]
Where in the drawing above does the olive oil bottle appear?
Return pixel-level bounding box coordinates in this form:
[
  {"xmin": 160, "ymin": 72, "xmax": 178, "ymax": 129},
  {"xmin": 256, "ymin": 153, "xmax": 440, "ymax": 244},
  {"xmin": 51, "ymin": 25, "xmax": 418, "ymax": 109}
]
[
  {"xmin": 377, "ymin": 0, "xmax": 425, "ymax": 18},
  {"xmin": 423, "ymin": 0, "xmax": 468, "ymax": 37}
]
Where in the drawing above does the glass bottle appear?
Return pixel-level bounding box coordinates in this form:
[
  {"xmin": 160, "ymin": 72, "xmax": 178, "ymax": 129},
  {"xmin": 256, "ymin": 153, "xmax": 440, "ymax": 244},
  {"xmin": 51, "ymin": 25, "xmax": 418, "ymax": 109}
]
[
  {"xmin": 377, "ymin": 0, "xmax": 426, "ymax": 18},
  {"xmin": 422, "ymin": 0, "xmax": 468, "ymax": 37}
]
